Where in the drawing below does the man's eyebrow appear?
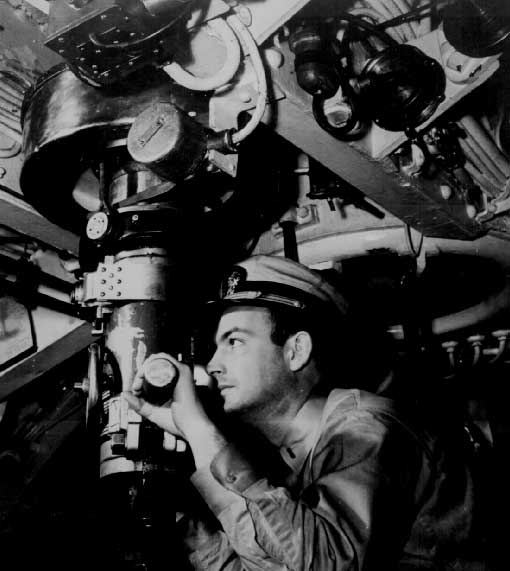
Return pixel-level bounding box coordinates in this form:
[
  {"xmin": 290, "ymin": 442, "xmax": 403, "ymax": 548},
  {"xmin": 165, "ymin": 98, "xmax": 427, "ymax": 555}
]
[{"xmin": 216, "ymin": 326, "xmax": 251, "ymax": 344}]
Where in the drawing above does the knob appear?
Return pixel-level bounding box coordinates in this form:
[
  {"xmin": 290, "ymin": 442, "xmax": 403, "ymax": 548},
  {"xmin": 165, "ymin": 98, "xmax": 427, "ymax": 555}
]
[{"xmin": 139, "ymin": 354, "xmax": 178, "ymax": 405}]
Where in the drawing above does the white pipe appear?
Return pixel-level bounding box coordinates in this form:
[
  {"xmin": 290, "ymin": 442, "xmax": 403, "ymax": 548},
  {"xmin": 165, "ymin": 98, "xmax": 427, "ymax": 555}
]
[
  {"xmin": 460, "ymin": 115, "xmax": 510, "ymax": 178},
  {"xmin": 464, "ymin": 161, "xmax": 503, "ymax": 198},
  {"xmin": 363, "ymin": 0, "xmax": 394, "ymax": 21},
  {"xmin": 227, "ymin": 14, "xmax": 267, "ymax": 145},
  {"xmin": 0, "ymin": 85, "xmax": 22, "ymax": 107},
  {"xmin": 0, "ymin": 97, "xmax": 20, "ymax": 117},
  {"xmin": 385, "ymin": 0, "xmax": 415, "ymax": 41},
  {"xmin": 392, "ymin": 0, "xmax": 421, "ymax": 38},
  {"xmin": 458, "ymin": 137, "xmax": 504, "ymax": 188},
  {"xmin": 0, "ymin": 122, "xmax": 22, "ymax": 144},
  {"xmin": 363, "ymin": 0, "xmax": 410, "ymax": 42},
  {"xmin": 465, "ymin": 131, "xmax": 509, "ymax": 186},
  {"xmin": 0, "ymin": 139, "xmax": 20, "ymax": 159},
  {"xmin": 417, "ymin": 0, "xmax": 432, "ymax": 36},
  {"xmin": 163, "ymin": 16, "xmax": 241, "ymax": 92},
  {"xmin": 0, "ymin": 77, "xmax": 24, "ymax": 101},
  {"xmin": 432, "ymin": 282, "xmax": 510, "ymax": 335},
  {"xmin": 0, "ymin": 109, "xmax": 20, "ymax": 132},
  {"xmin": 460, "ymin": 129, "xmax": 508, "ymax": 186}
]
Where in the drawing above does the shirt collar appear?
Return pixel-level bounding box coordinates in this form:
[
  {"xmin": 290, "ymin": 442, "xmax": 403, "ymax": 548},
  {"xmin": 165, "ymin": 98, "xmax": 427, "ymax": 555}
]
[{"xmin": 278, "ymin": 396, "xmax": 327, "ymax": 473}]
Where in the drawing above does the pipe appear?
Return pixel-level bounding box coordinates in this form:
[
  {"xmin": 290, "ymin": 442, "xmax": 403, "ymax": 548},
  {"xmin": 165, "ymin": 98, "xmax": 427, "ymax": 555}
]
[
  {"xmin": 392, "ymin": 0, "xmax": 421, "ymax": 38},
  {"xmin": 0, "ymin": 85, "xmax": 22, "ymax": 107},
  {"xmin": 460, "ymin": 115, "xmax": 510, "ymax": 178},
  {"xmin": 464, "ymin": 160, "xmax": 503, "ymax": 198},
  {"xmin": 431, "ymin": 281, "xmax": 510, "ymax": 335},
  {"xmin": 0, "ymin": 122, "xmax": 22, "ymax": 144},
  {"xmin": 163, "ymin": 16, "xmax": 241, "ymax": 92},
  {"xmin": 385, "ymin": 0, "xmax": 415, "ymax": 41},
  {"xmin": 458, "ymin": 135, "xmax": 506, "ymax": 188},
  {"xmin": 228, "ymin": 13, "xmax": 268, "ymax": 145},
  {"xmin": 417, "ymin": 0, "xmax": 432, "ymax": 35},
  {"xmin": 484, "ymin": 329, "xmax": 510, "ymax": 364},
  {"xmin": 0, "ymin": 99, "xmax": 20, "ymax": 117},
  {"xmin": 441, "ymin": 340, "xmax": 459, "ymax": 379},
  {"xmin": 361, "ymin": 0, "xmax": 410, "ymax": 39},
  {"xmin": 463, "ymin": 133, "xmax": 508, "ymax": 187},
  {"xmin": 0, "ymin": 77, "xmax": 24, "ymax": 101},
  {"xmin": 459, "ymin": 135, "xmax": 505, "ymax": 188},
  {"xmin": 0, "ymin": 108, "xmax": 21, "ymax": 132},
  {"xmin": 467, "ymin": 334, "xmax": 484, "ymax": 366},
  {"xmin": 0, "ymin": 139, "xmax": 20, "ymax": 159}
]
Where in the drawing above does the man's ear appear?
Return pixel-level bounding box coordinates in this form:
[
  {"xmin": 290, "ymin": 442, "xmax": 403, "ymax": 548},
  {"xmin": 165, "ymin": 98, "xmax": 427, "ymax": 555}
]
[{"xmin": 284, "ymin": 331, "xmax": 313, "ymax": 372}]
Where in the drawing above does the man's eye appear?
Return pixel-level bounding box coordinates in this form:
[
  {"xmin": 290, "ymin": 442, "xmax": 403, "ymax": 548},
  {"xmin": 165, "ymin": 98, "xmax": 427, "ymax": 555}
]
[{"xmin": 228, "ymin": 337, "xmax": 243, "ymax": 347}]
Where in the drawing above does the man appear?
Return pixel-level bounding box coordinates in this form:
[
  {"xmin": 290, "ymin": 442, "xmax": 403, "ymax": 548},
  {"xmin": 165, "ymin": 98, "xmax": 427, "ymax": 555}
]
[{"xmin": 124, "ymin": 255, "xmax": 485, "ymax": 570}]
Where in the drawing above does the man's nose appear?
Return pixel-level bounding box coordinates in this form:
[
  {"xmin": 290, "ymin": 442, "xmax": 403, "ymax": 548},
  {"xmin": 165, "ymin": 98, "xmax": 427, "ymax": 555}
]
[{"xmin": 206, "ymin": 349, "xmax": 224, "ymax": 377}]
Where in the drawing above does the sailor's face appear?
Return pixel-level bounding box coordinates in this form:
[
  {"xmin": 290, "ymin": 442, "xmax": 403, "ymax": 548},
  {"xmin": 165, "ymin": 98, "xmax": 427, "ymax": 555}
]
[{"xmin": 206, "ymin": 306, "xmax": 292, "ymax": 415}]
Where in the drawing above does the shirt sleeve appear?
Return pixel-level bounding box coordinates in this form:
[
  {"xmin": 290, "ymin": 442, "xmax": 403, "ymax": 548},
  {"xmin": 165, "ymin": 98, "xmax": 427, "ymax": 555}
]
[{"xmin": 190, "ymin": 412, "xmax": 424, "ymax": 571}]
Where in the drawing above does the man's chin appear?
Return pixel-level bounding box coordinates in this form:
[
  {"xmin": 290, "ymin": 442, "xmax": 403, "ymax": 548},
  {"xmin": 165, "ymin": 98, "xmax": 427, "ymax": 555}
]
[{"xmin": 221, "ymin": 394, "xmax": 249, "ymax": 415}]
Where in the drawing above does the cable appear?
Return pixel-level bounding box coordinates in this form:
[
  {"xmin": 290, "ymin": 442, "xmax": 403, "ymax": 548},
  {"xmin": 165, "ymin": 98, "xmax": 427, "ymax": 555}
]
[
  {"xmin": 0, "ymin": 139, "xmax": 20, "ymax": 159},
  {"xmin": 405, "ymin": 224, "xmax": 424, "ymax": 258},
  {"xmin": 337, "ymin": 12, "xmax": 400, "ymax": 47},
  {"xmin": 378, "ymin": 5, "xmax": 433, "ymax": 31},
  {"xmin": 348, "ymin": 7, "xmax": 405, "ymax": 43},
  {"xmin": 227, "ymin": 14, "xmax": 267, "ymax": 145},
  {"xmin": 163, "ymin": 16, "xmax": 241, "ymax": 92}
]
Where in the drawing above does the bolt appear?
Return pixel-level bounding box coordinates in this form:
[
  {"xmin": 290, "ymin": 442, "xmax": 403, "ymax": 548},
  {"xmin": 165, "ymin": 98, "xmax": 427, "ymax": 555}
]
[
  {"xmin": 297, "ymin": 205, "xmax": 310, "ymax": 219},
  {"xmin": 264, "ymin": 48, "xmax": 284, "ymax": 69},
  {"xmin": 440, "ymin": 184, "xmax": 452, "ymax": 200},
  {"xmin": 132, "ymin": 214, "xmax": 139, "ymax": 222},
  {"xmin": 0, "ymin": 167, "xmax": 6, "ymax": 179},
  {"xmin": 100, "ymin": 266, "xmax": 106, "ymax": 272},
  {"xmin": 101, "ymin": 279, "xmax": 106, "ymax": 284},
  {"xmin": 466, "ymin": 204, "xmax": 477, "ymax": 219}
]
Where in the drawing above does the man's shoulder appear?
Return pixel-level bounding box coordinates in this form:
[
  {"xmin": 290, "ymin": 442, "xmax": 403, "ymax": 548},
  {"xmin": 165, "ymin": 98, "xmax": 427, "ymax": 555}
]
[
  {"xmin": 321, "ymin": 388, "xmax": 435, "ymax": 458},
  {"xmin": 324, "ymin": 388, "xmax": 397, "ymax": 419},
  {"xmin": 322, "ymin": 388, "xmax": 431, "ymax": 444}
]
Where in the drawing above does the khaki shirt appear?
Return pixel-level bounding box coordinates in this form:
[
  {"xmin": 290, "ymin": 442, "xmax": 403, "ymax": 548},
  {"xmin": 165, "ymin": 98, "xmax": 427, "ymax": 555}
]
[{"xmin": 182, "ymin": 389, "xmax": 485, "ymax": 570}]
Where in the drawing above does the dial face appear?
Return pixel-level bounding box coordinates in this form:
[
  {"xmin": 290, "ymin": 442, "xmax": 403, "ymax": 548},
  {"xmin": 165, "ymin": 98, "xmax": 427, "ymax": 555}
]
[{"xmin": 86, "ymin": 211, "xmax": 110, "ymax": 240}]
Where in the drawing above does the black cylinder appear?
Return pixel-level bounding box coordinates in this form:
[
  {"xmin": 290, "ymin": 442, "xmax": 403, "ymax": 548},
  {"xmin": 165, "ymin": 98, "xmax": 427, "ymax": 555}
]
[{"xmin": 443, "ymin": 0, "xmax": 510, "ymax": 57}]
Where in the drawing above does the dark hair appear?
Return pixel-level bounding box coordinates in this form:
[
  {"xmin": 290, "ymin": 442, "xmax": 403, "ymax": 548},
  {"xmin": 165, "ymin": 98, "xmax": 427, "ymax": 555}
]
[{"xmin": 266, "ymin": 304, "xmax": 345, "ymax": 382}]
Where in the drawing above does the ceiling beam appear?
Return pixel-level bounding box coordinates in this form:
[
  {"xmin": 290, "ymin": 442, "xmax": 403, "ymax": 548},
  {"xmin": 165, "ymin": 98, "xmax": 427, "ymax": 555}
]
[{"xmin": 0, "ymin": 188, "xmax": 79, "ymax": 254}]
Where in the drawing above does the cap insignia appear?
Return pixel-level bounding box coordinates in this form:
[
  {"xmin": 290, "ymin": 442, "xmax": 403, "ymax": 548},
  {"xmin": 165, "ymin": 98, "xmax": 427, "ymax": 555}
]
[{"xmin": 223, "ymin": 266, "xmax": 246, "ymax": 297}]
